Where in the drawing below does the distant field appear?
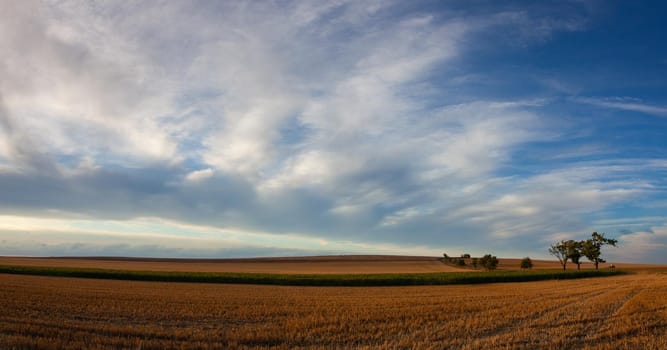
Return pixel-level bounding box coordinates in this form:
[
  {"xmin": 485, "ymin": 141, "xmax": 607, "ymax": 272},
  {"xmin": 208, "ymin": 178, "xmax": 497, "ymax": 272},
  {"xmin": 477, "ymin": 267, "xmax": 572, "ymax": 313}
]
[
  {"xmin": 1, "ymin": 273, "xmax": 666, "ymax": 349},
  {"xmin": 0, "ymin": 256, "xmax": 662, "ymax": 274},
  {"xmin": 0, "ymin": 255, "xmax": 468, "ymax": 274}
]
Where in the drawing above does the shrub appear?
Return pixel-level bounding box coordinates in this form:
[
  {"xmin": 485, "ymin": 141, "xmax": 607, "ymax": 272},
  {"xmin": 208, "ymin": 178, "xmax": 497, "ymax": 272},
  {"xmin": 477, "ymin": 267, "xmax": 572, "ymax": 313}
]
[
  {"xmin": 520, "ymin": 257, "xmax": 533, "ymax": 270},
  {"xmin": 480, "ymin": 254, "xmax": 498, "ymax": 270}
]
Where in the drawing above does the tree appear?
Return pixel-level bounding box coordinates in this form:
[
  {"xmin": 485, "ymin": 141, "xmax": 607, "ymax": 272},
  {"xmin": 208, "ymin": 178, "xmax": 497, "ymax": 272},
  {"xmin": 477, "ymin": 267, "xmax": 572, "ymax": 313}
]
[
  {"xmin": 520, "ymin": 257, "xmax": 533, "ymax": 270},
  {"xmin": 457, "ymin": 258, "xmax": 466, "ymax": 266},
  {"xmin": 566, "ymin": 240, "xmax": 583, "ymax": 270},
  {"xmin": 549, "ymin": 241, "xmax": 570, "ymax": 270},
  {"xmin": 479, "ymin": 254, "xmax": 498, "ymax": 270},
  {"xmin": 471, "ymin": 257, "xmax": 479, "ymax": 269},
  {"xmin": 582, "ymin": 232, "xmax": 618, "ymax": 270}
]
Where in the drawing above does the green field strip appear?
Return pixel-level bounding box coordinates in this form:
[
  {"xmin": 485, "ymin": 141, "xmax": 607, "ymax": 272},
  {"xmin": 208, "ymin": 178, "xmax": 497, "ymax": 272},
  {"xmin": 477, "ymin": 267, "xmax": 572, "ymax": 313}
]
[{"xmin": 0, "ymin": 264, "xmax": 627, "ymax": 286}]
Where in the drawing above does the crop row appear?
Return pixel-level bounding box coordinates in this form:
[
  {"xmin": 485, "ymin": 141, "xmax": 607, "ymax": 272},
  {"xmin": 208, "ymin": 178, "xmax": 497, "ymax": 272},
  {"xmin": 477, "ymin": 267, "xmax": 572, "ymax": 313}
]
[{"xmin": 0, "ymin": 264, "xmax": 625, "ymax": 286}]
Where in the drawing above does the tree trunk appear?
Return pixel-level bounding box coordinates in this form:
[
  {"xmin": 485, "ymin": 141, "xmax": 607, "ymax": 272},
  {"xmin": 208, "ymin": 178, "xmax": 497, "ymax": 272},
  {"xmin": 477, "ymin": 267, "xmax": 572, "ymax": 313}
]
[
  {"xmin": 577, "ymin": 263, "xmax": 581, "ymax": 270},
  {"xmin": 594, "ymin": 261, "xmax": 599, "ymax": 270}
]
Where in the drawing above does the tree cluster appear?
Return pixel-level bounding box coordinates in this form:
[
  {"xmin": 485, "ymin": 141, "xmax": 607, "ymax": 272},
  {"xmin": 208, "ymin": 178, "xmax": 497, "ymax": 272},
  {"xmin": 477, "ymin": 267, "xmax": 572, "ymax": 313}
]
[
  {"xmin": 479, "ymin": 254, "xmax": 498, "ymax": 270},
  {"xmin": 549, "ymin": 232, "xmax": 617, "ymax": 270},
  {"xmin": 442, "ymin": 253, "xmax": 468, "ymax": 267},
  {"xmin": 520, "ymin": 257, "xmax": 533, "ymax": 270},
  {"xmin": 441, "ymin": 253, "xmax": 498, "ymax": 270}
]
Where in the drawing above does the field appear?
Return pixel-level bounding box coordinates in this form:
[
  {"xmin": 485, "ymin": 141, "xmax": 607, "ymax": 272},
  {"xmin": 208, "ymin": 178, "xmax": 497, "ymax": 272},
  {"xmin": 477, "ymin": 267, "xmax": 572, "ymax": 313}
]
[
  {"xmin": 0, "ymin": 256, "xmax": 629, "ymax": 286},
  {"xmin": 1, "ymin": 272, "xmax": 667, "ymax": 349},
  {"xmin": 1, "ymin": 256, "xmax": 666, "ymax": 349},
  {"xmin": 1, "ymin": 256, "xmax": 661, "ymax": 274},
  {"xmin": 0, "ymin": 256, "xmax": 467, "ymax": 274}
]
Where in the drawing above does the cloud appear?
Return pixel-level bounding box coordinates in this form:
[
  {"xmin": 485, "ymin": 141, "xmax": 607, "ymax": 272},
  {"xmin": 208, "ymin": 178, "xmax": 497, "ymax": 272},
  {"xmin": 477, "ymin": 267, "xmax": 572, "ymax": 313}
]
[
  {"xmin": 0, "ymin": 215, "xmax": 443, "ymax": 258},
  {"xmin": 185, "ymin": 168, "xmax": 214, "ymax": 183},
  {"xmin": 574, "ymin": 97, "xmax": 667, "ymax": 117},
  {"xmin": 607, "ymin": 225, "xmax": 667, "ymax": 264},
  {"xmin": 0, "ymin": 1, "xmax": 666, "ymax": 261},
  {"xmin": 0, "ymin": 1, "xmax": 180, "ymax": 171}
]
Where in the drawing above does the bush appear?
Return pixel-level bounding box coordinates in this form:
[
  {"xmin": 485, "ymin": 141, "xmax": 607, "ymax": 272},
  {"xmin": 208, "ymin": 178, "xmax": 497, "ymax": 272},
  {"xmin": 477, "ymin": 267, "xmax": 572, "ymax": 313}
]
[
  {"xmin": 471, "ymin": 258, "xmax": 479, "ymax": 269},
  {"xmin": 480, "ymin": 254, "xmax": 498, "ymax": 270},
  {"xmin": 457, "ymin": 259, "xmax": 466, "ymax": 266},
  {"xmin": 520, "ymin": 257, "xmax": 533, "ymax": 270}
]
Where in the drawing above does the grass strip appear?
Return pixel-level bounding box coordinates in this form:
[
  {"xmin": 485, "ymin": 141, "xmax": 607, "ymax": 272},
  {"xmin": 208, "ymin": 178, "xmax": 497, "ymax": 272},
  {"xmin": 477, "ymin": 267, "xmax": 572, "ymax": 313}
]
[{"xmin": 0, "ymin": 265, "xmax": 626, "ymax": 286}]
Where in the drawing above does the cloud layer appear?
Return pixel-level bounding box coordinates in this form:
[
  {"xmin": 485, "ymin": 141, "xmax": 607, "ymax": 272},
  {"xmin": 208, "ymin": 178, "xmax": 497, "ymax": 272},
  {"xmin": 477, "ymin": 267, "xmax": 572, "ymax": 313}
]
[{"xmin": 1, "ymin": 1, "xmax": 666, "ymax": 262}]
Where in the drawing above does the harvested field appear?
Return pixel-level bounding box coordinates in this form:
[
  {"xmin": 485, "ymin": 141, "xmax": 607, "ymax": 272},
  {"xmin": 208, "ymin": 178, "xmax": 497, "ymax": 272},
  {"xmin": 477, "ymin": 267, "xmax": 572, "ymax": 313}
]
[
  {"xmin": 0, "ymin": 256, "xmax": 468, "ymax": 274},
  {"xmin": 1, "ymin": 256, "xmax": 661, "ymax": 275},
  {"xmin": 1, "ymin": 273, "xmax": 666, "ymax": 349}
]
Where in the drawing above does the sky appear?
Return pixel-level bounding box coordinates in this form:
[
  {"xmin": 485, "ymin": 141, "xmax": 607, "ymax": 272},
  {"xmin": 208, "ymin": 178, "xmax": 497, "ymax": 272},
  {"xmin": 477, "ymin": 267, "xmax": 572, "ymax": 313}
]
[{"xmin": 1, "ymin": 0, "xmax": 666, "ymax": 263}]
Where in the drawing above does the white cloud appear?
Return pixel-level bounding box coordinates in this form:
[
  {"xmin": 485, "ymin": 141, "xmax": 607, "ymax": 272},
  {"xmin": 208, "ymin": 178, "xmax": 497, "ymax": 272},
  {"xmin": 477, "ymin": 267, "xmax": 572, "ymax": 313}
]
[
  {"xmin": 574, "ymin": 97, "xmax": 667, "ymax": 117},
  {"xmin": 380, "ymin": 207, "xmax": 434, "ymax": 227},
  {"xmin": 185, "ymin": 168, "xmax": 214, "ymax": 183},
  {"xmin": 261, "ymin": 150, "xmax": 362, "ymax": 191},
  {"xmin": 608, "ymin": 226, "xmax": 667, "ymax": 263},
  {"xmin": 0, "ymin": 1, "xmax": 182, "ymax": 171}
]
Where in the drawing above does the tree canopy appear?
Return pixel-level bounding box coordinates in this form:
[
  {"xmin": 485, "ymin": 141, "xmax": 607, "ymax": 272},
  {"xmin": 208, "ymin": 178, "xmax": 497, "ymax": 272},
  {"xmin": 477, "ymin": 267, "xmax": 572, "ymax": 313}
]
[
  {"xmin": 549, "ymin": 241, "xmax": 570, "ymax": 270},
  {"xmin": 520, "ymin": 257, "xmax": 533, "ymax": 269},
  {"xmin": 480, "ymin": 254, "xmax": 498, "ymax": 270},
  {"xmin": 566, "ymin": 240, "xmax": 583, "ymax": 270},
  {"xmin": 581, "ymin": 232, "xmax": 618, "ymax": 270},
  {"xmin": 549, "ymin": 232, "xmax": 618, "ymax": 270}
]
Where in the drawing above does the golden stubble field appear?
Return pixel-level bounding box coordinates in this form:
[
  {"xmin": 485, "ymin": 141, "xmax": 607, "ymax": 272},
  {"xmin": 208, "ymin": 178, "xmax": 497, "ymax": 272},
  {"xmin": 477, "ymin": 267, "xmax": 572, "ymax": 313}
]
[
  {"xmin": 1, "ymin": 256, "xmax": 661, "ymax": 274},
  {"xmin": 1, "ymin": 272, "xmax": 666, "ymax": 349}
]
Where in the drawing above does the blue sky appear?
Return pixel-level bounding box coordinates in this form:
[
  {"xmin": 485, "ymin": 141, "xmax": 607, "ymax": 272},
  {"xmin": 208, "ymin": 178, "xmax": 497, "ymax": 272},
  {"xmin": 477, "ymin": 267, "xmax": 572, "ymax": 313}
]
[{"xmin": 1, "ymin": 1, "xmax": 666, "ymax": 262}]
